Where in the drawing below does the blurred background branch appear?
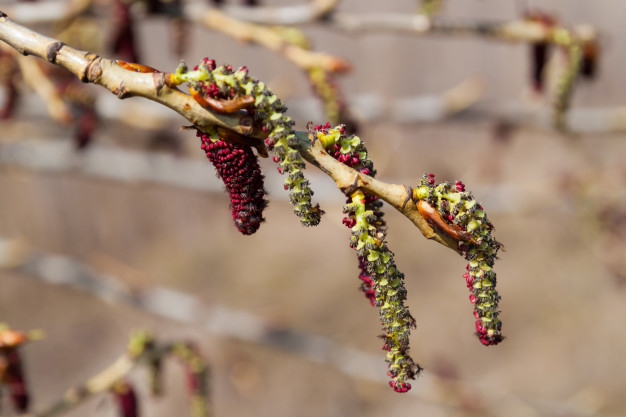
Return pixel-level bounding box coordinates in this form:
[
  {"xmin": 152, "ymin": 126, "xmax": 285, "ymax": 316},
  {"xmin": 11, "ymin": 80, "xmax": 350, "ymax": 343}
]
[{"xmin": 0, "ymin": 237, "xmax": 594, "ymax": 417}]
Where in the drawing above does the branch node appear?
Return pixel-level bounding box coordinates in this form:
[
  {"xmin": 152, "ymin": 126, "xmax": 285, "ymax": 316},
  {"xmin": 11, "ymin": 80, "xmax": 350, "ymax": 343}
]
[
  {"xmin": 306, "ymin": 122, "xmax": 317, "ymax": 144},
  {"xmin": 45, "ymin": 41, "xmax": 65, "ymax": 64},
  {"xmin": 401, "ymin": 184, "xmax": 413, "ymax": 211},
  {"xmin": 238, "ymin": 114, "xmax": 254, "ymax": 135},
  {"xmin": 113, "ymin": 81, "xmax": 128, "ymax": 99},
  {"xmin": 340, "ymin": 175, "xmax": 360, "ymax": 196},
  {"xmin": 153, "ymin": 72, "xmax": 165, "ymax": 95},
  {"xmin": 80, "ymin": 53, "xmax": 99, "ymax": 82},
  {"xmin": 86, "ymin": 57, "xmax": 102, "ymax": 82},
  {"xmin": 163, "ymin": 73, "xmax": 177, "ymax": 88}
]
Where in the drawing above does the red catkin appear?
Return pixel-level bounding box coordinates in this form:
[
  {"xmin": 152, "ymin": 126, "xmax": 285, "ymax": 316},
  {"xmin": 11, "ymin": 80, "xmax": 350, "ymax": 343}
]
[{"xmin": 198, "ymin": 131, "xmax": 268, "ymax": 235}]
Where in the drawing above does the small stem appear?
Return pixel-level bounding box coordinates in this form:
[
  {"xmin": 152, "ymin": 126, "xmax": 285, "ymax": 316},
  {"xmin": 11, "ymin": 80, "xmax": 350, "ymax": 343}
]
[
  {"xmin": 29, "ymin": 355, "xmax": 136, "ymax": 417},
  {"xmin": 196, "ymin": 8, "xmax": 350, "ymax": 73},
  {"xmin": 298, "ymin": 131, "xmax": 460, "ymax": 252}
]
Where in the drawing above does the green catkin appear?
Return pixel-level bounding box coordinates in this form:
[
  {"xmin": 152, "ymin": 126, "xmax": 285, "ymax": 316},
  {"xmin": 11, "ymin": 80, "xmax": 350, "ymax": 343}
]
[
  {"xmin": 554, "ymin": 43, "xmax": 583, "ymax": 131},
  {"xmin": 170, "ymin": 59, "xmax": 322, "ymax": 226},
  {"xmin": 316, "ymin": 125, "xmax": 421, "ymax": 393},
  {"xmin": 414, "ymin": 174, "xmax": 504, "ymax": 346},
  {"xmin": 420, "ymin": 0, "xmax": 443, "ymax": 16},
  {"xmin": 349, "ymin": 190, "xmax": 421, "ymax": 392}
]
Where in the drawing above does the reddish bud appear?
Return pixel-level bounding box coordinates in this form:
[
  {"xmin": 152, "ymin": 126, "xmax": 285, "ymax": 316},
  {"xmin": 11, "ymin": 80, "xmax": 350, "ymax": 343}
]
[
  {"xmin": 475, "ymin": 320, "xmax": 486, "ymax": 334},
  {"xmin": 464, "ymin": 272, "xmax": 474, "ymax": 288},
  {"xmin": 113, "ymin": 381, "xmax": 138, "ymax": 417},
  {"xmin": 1, "ymin": 349, "xmax": 29, "ymax": 412}
]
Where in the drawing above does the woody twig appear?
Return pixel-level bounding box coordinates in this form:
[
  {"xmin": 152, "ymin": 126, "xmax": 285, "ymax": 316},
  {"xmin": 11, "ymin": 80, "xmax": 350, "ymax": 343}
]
[
  {"xmin": 0, "ymin": 12, "xmax": 458, "ymax": 252},
  {"xmin": 190, "ymin": 7, "xmax": 351, "ymax": 74}
]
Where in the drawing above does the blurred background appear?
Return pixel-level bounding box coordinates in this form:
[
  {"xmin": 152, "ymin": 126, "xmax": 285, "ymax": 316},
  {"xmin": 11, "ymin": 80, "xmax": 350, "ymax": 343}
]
[{"xmin": 1, "ymin": 0, "xmax": 626, "ymax": 416}]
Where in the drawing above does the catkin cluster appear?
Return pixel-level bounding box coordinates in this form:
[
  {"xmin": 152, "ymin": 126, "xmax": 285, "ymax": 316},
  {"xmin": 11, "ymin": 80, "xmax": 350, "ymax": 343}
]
[
  {"xmin": 170, "ymin": 58, "xmax": 322, "ymax": 227},
  {"xmin": 316, "ymin": 124, "xmax": 421, "ymax": 392},
  {"xmin": 413, "ymin": 174, "xmax": 504, "ymax": 346}
]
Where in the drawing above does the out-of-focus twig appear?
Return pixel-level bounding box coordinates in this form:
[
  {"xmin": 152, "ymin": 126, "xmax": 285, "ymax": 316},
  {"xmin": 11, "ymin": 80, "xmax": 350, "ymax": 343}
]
[
  {"xmin": 0, "ymin": 237, "xmax": 390, "ymax": 385},
  {"xmin": 13, "ymin": 328, "xmax": 211, "ymax": 417},
  {"xmin": 218, "ymin": 0, "xmax": 338, "ymax": 25},
  {"xmin": 11, "ymin": 50, "xmax": 72, "ymax": 124},
  {"xmin": 0, "ymin": 239, "xmax": 583, "ymax": 416},
  {"xmin": 189, "ymin": 7, "xmax": 351, "ymax": 74},
  {"xmin": 26, "ymin": 333, "xmax": 151, "ymax": 417},
  {"xmin": 3, "ymin": 0, "xmax": 597, "ymax": 47},
  {"xmin": 267, "ymin": 25, "xmax": 354, "ymax": 127},
  {"xmin": 4, "ymin": 0, "xmax": 92, "ymax": 25},
  {"xmin": 419, "ymin": 0, "xmax": 443, "ymax": 17}
]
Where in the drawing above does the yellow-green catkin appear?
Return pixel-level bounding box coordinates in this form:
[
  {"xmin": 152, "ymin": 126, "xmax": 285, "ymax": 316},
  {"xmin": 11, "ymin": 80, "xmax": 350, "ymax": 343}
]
[
  {"xmin": 414, "ymin": 174, "xmax": 504, "ymax": 345},
  {"xmin": 316, "ymin": 124, "xmax": 421, "ymax": 392}
]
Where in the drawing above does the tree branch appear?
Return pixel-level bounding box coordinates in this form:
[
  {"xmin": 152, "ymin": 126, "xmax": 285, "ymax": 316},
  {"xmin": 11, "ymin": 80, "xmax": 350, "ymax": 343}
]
[
  {"xmin": 29, "ymin": 354, "xmax": 137, "ymax": 417},
  {"xmin": 0, "ymin": 11, "xmax": 460, "ymax": 253},
  {"xmin": 189, "ymin": 7, "xmax": 351, "ymax": 73},
  {"xmin": 5, "ymin": 46, "xmax": 73, "ymax": 124},
  {"xmin": 211, "ymin": 5, "xmax": 597, "ymax": 48},
  {"xmin": 15, "ymin": 329, "xmax": 208, "ymax": 417},
  {"xmin": 297, "ymin": 130, "xmax": 460, "ymax": 252},
  {"xmin": 0, "ymin": 12, "xmax": 253, "ymax": 136}
]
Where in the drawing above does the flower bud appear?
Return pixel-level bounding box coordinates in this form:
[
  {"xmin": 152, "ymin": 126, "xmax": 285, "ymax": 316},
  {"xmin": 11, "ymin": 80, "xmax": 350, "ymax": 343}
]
[{"xmin": 112, "ymin": 380, "xmax": 138, "ymax": 417}]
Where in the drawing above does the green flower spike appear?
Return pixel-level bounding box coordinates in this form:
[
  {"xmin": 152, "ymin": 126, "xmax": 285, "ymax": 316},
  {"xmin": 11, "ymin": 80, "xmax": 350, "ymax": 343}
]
[
  {"xmin": 316, "ymin": 124, "xmax": 422, "ymax": 393},
  {"xmin": 413, "ymin": 174, "xmax": 504, "ymax": 346},
  {"xmin": 170, "ymin": 58, "xmax": 322, "ymax": 227},
  {"xmin": 554, "ymin": 43, "xmax": 582, "ymax": 130}
]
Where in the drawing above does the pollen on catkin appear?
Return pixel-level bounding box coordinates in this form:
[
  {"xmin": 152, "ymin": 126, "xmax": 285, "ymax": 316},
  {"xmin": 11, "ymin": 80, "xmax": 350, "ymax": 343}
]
[
  {"xmin": 413, "ymin": 174, "xmax": 504, "ymax": 346},
  {"xmin": 316, "ymin": 124, "xmax": 422, "ymax": 392},
  {"xmin": 170, "ymin": 58, "xmax": 322, "ymax": 227},
  {"xmin": 197, "ymin": 128, "xmax": 268, "ymax": 235}
]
